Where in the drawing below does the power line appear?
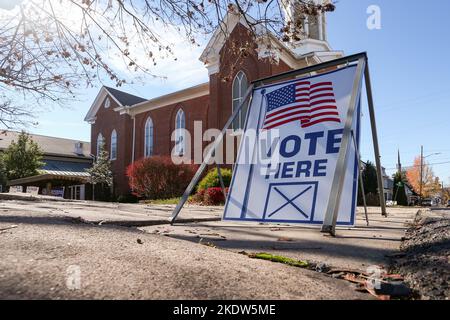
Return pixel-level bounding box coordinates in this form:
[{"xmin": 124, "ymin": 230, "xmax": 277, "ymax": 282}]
[{"xmin": 385, "ymin": 160, "xmax": 450, "ymax": 170}]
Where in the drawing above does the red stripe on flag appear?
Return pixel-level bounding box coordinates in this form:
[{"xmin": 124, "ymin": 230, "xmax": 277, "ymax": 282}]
[
  {"xmin": 310, "ymin": 87, "xmax": 333, "ymax": 95},
  {"xmin": 301, "ymin": 118, "xmax": 341, "ymax": 128},
  {"xmin": 310, "ymin": 82, "xmax": 332, "ymax": 89},
  {"xmin": 310, "ymin": 105, "xmax": 338, "ymax": 113},
  {"xmin": 266, "ymin": 104, "xmax": 309, "ymax": 119},
  {"xmin": 264, "ymin": 116, "xmax": 308, "ymax": 130},
  {"xmin": 310, "ymin": 92, "xmax": 334, "ymax": 100},
  {"xmin": 310, "ymin": 99, "xmax": 336, "ymax": 106},
  {"xmin": 309, "ymin": 111, "xmax": 339, "ymax": 119},
  {"xmin": 264, "ymin": 109, "xmax": 310, "ymax": 126}
]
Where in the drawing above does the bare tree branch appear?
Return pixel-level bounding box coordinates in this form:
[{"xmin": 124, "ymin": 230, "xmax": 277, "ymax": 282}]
[{"xmin": 0, "ymin": 0, "xmax": 335, "ymax": 128}]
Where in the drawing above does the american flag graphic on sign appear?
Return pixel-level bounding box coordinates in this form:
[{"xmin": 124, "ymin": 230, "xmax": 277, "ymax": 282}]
[{"xmin": 263, "ymin": 80, "xmax": 340, "ymax": 130}]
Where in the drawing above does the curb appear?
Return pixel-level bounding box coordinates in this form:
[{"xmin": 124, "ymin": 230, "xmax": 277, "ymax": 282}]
[{"xmin": 81, "ymin": 217, "xmax": 221, "ymax": 227}]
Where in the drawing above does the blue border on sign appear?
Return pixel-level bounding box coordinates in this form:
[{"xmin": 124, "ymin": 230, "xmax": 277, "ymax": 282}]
[{"xmin": 223, "ymin": 65, "xmax": 361, "ymax": 226}]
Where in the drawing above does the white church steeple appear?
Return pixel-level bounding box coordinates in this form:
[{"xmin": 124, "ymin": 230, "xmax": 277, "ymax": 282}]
[{"xmin": 281, "ymin": 0, "xmax": 334, "ymax": 56}]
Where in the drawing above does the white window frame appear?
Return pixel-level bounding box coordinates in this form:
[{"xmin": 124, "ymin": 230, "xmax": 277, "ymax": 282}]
[
  {"xmin": 174, "ymin": 109, "xmax": 186, "ymax": 156},
  {"xmin": 110, "ymin": 130, "xmax": 117, "ymax": 160},
  {"xmin": 144, "ymin": 117, "xmax": 154, "ymax": 157},
  {"xmin": 104, "ymin": 97, "xmax": 111, "ymax": 108},
  {"xmin": 232, "ymin": 71, "xmax": 249, "ymax": 131}
]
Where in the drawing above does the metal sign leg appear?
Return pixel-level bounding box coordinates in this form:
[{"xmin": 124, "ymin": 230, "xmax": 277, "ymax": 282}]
[
  {"xmin": 352, "ymin": 130, "xmax": 369, "ymax": 226},
  {"xmin": 364, "ymin": 64, "xmax": 387, "ymax": 217},
  {"xmin": 321, "ymin": 57, "xmax": 366, "ymax": 236}
]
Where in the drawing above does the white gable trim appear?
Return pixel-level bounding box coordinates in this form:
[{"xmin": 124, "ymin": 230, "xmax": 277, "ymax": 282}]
[
  {"xmin": 115, "ymin": 82, "xmax": 209, "ymax": 117},
  {"xmin": 84, "ymin": 87, "xmax": 124, "ymax": 123}
]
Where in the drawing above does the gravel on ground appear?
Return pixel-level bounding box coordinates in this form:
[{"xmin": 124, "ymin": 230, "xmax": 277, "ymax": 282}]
[{"xmin": 390, "ymin": 210, "xmax": 449, "ymax": 300}]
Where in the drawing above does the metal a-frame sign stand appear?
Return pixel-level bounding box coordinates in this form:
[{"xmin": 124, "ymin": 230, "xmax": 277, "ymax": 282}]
[{"xmin": 170, "ymin": 52, "xmax": 386, "ymax": 236}]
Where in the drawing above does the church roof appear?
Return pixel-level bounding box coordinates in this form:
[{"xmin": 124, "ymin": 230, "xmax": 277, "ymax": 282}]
[
  {"xmin": 114, "ymin": 82, "xmax": 209, "ymax": 116},
  {"xmin": 0, "ymin": 130, "xmax": 91, "ymax": 159},
  {"xmin": 104, "ymin": 86, "xmax": 147, "ymax": 106}
]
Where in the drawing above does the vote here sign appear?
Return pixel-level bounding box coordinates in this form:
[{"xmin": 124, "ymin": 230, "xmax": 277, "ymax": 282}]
[{"xmin": 223, "ymin": 65, "xmax": 361, "ymax": 226}]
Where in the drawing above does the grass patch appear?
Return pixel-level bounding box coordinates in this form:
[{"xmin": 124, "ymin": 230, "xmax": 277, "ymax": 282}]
[
  {"xmin": 143, "ymin": 197, "xmax": 181, "ymax": 205},
  {"xmin": 249, "ymin": 253, "xmax": 309, "ymax": 268}
]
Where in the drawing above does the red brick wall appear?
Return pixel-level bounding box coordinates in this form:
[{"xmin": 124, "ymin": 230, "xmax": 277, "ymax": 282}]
[
  {"xmin": 134, "ymin": 95, "xmax": 210, "ymax": 160},
  {"xmin": 91, "ymin": 96, "xmax": 133, "ymax": 197}
]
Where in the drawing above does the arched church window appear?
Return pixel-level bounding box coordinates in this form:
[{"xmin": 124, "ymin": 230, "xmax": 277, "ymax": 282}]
[
  {"xmin": 96, "ymin": 133, "xmax": 104, "ymax": 157},
  {"xmin": 110, "ymin": 130, "xmax": 117, "ymax": 160},
  {"xmin": 232, "ymin": 71, "xmax": 249, "ymax": 130},
  {"xmin": 144, "ymin": 117, "xmax": 154, "ymax": 157},
  {"xmin": 174, "ymin": 109, "xmax": 185, "ymax": 156}
]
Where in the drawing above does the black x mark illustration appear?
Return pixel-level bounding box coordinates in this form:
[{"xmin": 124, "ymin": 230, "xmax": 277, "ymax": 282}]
[{"xmin": 268, "ymin": 186, "xmax": 312, "ymax": 218}]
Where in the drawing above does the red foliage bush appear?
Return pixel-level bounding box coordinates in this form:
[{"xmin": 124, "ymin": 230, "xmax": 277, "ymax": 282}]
[
  {"xmin": 190, "ymin": 188, "xmax": 206, "ymax": 204},
  {"xmin": 126, "ymin": 156, "xmax": 197, "ymax": 200},
  {"xmin": 190, "ymin": 187, "xmax": 229, "ymax": 206},
  {"xmin": 205, "ymin": 187, "xmax": 226, "ymax": 205}
]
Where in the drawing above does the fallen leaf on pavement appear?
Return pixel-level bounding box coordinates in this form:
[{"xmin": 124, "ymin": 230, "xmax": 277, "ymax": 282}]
[{"xmin": 343, "ymin": 273, "xmax": 366, "ymax": 285}]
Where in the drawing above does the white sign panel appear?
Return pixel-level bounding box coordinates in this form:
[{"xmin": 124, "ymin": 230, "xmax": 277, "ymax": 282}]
[
  {"xmin": 224, "ymin": 66, "xmax": 361, "ymax": 226},
  {"xmin": 26, "ymin": 186, "xmax": 40, "ymax": 195},
  {"xmin": 9, "ymin": 185, "xmax": 23, "ymax": 193}
]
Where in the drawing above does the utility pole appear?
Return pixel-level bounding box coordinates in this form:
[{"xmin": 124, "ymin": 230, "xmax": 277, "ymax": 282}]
[
  {"xmin": 420, "ymin": 145, "xmax": 423, "ymax": 204},
  {"xmin": 419, "ymin": 149, "xmax": 441, "ymax": 205}
]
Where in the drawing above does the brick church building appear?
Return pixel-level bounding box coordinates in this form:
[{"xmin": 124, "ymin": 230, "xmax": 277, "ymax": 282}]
[{"xmin": 84, "ymin": 5, "xmax": 343, "ymax": 197}]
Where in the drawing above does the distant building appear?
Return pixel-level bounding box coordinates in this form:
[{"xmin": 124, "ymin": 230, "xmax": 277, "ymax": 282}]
[
  {"xmin": 0, "ymin": 131, "xmax": 92, "ymax": 200},
  {"xmin": 381, "ymin": 166, "xmax": 394, "ymax": 201},
  {"xmin": 360, "ymin": 161, "xmax": 394, "ymax": 203}
]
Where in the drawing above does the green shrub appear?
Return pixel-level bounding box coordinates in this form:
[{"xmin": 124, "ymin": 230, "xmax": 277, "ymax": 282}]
[
  {"xmin": 143, "ymin": 197, "xmax": 181, "ymax": 205},
  {"xmin": 197, "ymin": 168, "xmax": 232, "ymax": 192},
  {"xmin": 365, "ymin": 192, "xmax": 380, "ymax": 206}
]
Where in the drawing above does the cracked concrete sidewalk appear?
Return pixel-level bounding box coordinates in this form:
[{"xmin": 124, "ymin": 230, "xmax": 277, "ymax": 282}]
[
  {"xmin": 0, "ymin": 198, "xmax": 421, "ymax": 299},
  {"xmin": 0, "ymin": 198, "xmax": 418, "ymax": 272},
  {"xmin": 141, "ymin": 207, "xmax": 419, "ymax": 272},
  {"xmin": 0, "ymin": 198, "xmax": 222, "ymax": 226}
]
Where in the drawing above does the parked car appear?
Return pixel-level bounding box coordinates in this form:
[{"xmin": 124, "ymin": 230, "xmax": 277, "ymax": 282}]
[
  {"xmin": 421, "ymin": 199, "xmax": 432, "ymax": 206},
  {"xmin": 447, "ymin": 200, "xmax": 450, "ymax": 207}
]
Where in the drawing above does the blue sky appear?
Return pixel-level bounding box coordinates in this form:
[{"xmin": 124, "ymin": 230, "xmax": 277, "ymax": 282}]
[
  {"xmin": 24, "ymin": 0, "xmax": 450, "ymax": 184},
  {"xmin": 326, "ymin": 0, "xmax": 450, "ymax": 183}
]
